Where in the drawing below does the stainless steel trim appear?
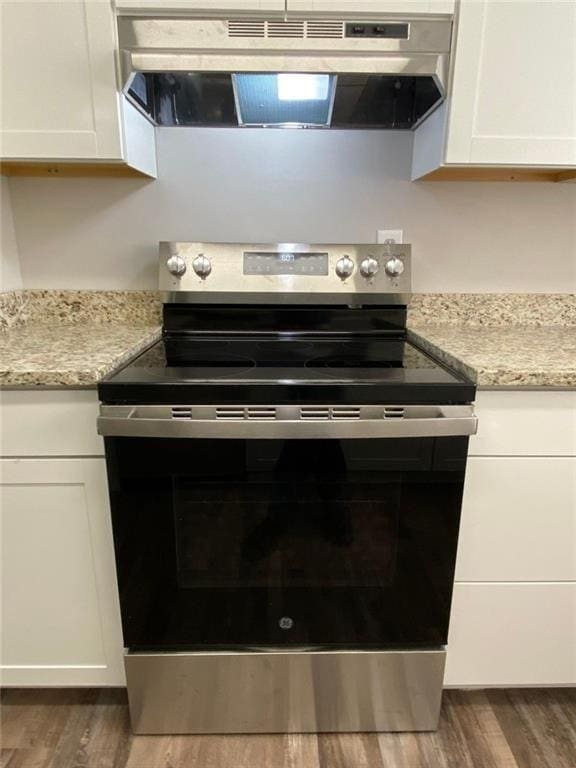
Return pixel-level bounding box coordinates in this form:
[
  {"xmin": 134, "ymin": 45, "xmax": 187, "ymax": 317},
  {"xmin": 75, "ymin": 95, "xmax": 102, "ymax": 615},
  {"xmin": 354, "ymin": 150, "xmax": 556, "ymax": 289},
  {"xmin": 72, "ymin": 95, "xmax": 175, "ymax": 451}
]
[
  {"xmin": 118, "ymin": 16, "xmax": 451, "ymax": 105},
  {"xmin": 159, "ymin": 290, "xmax": 411, "ymax": 305},
  {"xmin": 158, "ymin": 242, "xmax": 412, "ymax": 300},
  {"xmin": 124, "ymin": 648, "xmax": 446, "ymax": 734},
  {"xmin": 98, "ymin": 404, "xmax": 477, "ymax": 439}
]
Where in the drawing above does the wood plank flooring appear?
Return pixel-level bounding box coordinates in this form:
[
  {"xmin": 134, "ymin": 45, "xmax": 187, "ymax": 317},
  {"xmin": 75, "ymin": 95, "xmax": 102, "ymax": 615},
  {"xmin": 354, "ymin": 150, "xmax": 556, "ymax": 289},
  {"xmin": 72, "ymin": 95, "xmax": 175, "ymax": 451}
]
[{"xmin": 1, "ymin": 688, "xmax": 575, "ymax": 768}]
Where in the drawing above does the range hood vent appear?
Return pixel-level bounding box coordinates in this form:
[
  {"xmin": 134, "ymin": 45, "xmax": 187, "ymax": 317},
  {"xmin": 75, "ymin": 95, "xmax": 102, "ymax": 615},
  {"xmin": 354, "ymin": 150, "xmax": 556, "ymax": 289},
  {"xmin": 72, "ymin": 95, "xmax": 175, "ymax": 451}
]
[
  {"xmin": 120, "ymin": 15, "xmax": 452, "ymax": 130},
  {"xmin": 228, "ymin": 19, "xmax": 345, "ymax": 40}
]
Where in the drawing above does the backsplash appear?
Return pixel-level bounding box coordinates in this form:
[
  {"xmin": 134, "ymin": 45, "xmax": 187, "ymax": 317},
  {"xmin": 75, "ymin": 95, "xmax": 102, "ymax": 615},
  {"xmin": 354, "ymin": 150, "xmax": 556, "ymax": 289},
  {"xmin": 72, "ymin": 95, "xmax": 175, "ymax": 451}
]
[
  {"xmin": 0, "ymin": 290, "xmax": 161, "ymax": 330},
  {"xmin": 3, "ymin": 289, "xmax": 574, "ymax": 332},
  {"xmin": 408, "ymin": 293, "xmax": 576, "ymax": 327}
]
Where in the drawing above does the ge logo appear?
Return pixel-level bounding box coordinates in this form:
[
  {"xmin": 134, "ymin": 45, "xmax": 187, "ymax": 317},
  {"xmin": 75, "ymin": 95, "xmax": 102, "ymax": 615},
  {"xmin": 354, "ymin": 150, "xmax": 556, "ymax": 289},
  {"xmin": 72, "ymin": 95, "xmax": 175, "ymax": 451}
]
[{"xmin": 279, "ymin": 616, "xmax": 294, "ymax": 630}]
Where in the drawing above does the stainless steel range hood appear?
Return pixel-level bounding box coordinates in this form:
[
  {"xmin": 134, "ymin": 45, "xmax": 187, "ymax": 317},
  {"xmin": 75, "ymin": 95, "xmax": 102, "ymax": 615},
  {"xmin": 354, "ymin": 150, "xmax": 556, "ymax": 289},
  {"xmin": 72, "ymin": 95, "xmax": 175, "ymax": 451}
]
[{"xmin": 119, "ymin": 15, "xmax": 452, "ymax": 130}]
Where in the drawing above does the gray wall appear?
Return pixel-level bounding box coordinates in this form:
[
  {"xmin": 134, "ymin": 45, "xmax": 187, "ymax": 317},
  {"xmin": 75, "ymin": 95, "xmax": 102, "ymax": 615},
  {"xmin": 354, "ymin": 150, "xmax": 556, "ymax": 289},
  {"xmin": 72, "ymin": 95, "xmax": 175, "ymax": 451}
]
[
  {"xmin": 7, "ymin": 128, "xmax": 576, "ymax": 292},
  {"xmin": 1, "ymin": 176, "xmax": 22, "ymax": 291}
]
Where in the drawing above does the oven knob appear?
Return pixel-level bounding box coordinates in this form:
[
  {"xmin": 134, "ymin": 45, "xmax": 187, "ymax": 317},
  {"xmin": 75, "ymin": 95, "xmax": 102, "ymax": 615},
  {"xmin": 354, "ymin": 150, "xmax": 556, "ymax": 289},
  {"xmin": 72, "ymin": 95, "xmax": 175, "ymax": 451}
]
[
  {"xmin": 384, "ymin": 257, "xmax": 405, "ymax": 278},
  {"xmin": 166, "ymin": 254, "xmax": 186, "ymax": 277},
  {"xmin": 359, "ymin": 257, "xmax": 379, "ymax": 278},
  {"xmin": 193, "ymin": 254, "xmax": 212, "ymax": 278},
  {"xmin": 335, "ymin": 255, "xmax": 354, "ymax": 279}
]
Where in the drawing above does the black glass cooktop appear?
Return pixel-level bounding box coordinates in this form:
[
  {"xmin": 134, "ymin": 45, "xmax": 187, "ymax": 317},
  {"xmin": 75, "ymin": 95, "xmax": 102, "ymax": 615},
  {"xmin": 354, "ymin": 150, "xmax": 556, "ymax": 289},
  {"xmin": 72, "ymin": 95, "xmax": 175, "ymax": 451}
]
[{"xmin": 100, "ymin": 336, "xmax": 474, "ymax": 405}]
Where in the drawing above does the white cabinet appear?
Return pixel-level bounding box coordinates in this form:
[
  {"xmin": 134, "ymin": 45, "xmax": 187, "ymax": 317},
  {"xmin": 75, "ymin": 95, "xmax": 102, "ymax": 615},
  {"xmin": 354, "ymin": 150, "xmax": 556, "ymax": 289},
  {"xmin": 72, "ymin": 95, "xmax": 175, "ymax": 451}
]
[
  {"xmin": 447, "ymin": 390, "xmax": 576, "ymax": 686},
  {"xmin": 115, "ymin": 0, "xmax": 454, "ymax": 13},
  {"xmin": 0, "ymin": 458, "xmax": 124, "ymax": 686},
  {"xmin": 288, "ymin": 1, "xmax": 454, "ymax": 13},
  {"xmin": 456, "ymin": 457, "xmax": 576, "ymax": 582},
  {"xmin": 446, "ymin": 584, "xmax": 576, "ymax": 686},
  {"xmin": 0, "ymin": 0, "xmax": 156, "ymax": 176},
  {"xmin": 413, "ymin": 0, "xmax": 576, "ymax": 177},
  {"xmin": 114, "ymin": 1, "xmax": 284, "ymax": 12},
  {"xmin": 446, "ymin": 0, "xmax": 576, "ymax": 167},
  {"xmin": 0, "ymin": 391, "xmax": 124, "ymax": 687}
]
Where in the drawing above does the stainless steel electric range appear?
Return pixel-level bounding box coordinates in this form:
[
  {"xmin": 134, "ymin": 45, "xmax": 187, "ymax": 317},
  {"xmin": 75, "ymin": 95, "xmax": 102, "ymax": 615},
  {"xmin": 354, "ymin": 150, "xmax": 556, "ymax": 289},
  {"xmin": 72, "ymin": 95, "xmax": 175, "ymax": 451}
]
[{"xmin": 98, "ymin": 242, "xmax": 477, "ymax": 735}]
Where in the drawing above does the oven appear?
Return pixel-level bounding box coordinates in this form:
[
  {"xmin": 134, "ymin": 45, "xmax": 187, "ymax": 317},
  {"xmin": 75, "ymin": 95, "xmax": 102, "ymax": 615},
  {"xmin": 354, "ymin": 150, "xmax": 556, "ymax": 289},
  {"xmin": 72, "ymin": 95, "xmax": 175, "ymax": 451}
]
[
  {"xmin": 104, "ymin": 420, "xmax": 472, "ymax": 652},
  {"xmin": 98, "ymin": 241, "xmax": 477, "ymax": 734}
]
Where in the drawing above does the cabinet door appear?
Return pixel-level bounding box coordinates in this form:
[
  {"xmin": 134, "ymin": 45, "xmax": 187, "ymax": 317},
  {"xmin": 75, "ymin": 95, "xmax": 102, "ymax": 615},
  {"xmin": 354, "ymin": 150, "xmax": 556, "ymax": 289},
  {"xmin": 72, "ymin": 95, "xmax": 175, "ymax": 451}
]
[
  {"xmin": 446, "ymin": 584, "xmax": 576, "ymax": 686},
  {"xmin": 288, "ymin": 1, "xmax": 451, "ymax": 13},
  {"xmin": 0, "ymin": 459, "xmax": 124, "ymax": 686},
  {"xmin": 456, "ymin": 457, "xmax": 576, "ymax": 582},
  {"xmin": 446, "ymin": 0, "xmax": 576, "ymax": 167},
  {"xmin": 115, "ymin": 1, "xmax": 285, "ymax": 11},
  {"xmin": 0, "ymin": 1, "xmax": 122, "ymax": 160}
]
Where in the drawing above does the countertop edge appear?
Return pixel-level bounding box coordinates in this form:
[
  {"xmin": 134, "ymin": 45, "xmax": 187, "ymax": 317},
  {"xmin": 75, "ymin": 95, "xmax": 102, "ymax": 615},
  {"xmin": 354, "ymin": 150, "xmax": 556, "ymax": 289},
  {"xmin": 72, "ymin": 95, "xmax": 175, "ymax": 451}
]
[
  {"xmin": 0, "ymin": 326, "xmax": 162, "ymax": 389},
  {"xmin": 409, "ymin": 326, "xmax": 576, "ymax": 390}
]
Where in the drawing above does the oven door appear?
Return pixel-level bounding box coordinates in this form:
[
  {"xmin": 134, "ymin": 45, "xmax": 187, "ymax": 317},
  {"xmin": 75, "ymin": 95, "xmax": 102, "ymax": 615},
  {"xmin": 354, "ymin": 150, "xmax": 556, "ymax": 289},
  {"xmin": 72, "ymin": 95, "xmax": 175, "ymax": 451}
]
[{"xmin": 103, "ymin": 410, "xmax": 472, "ymax": 651}]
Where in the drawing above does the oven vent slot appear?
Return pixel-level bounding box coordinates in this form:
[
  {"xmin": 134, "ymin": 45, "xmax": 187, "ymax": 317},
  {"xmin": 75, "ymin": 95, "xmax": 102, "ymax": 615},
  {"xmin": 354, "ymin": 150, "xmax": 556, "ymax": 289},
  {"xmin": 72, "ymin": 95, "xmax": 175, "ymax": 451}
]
[
  {"xmin": 228, "ymin": 20, "xmax": 266, "ymax": 37},
  {"xmin": 331, "ymin": 407, "xmax": 361, "ymax": 420},
  {"xmin": 215, "ymin": 407, "xmax": 277, "ymax": 420},
  {"xmin": 383, "ymin": 407, "xmax": 406, "ymax": 419},
  {"xmin": 300, "ymin": 407, "xmax": 330, "ymax": 420},
  {"xmin": 267, "ymin": 20, "xmax": 305, "ymax": 38},
  {"xmin": 306, "ymin": 21, "xmax": 344, "ymax": 39},
  {"xmin": 171, "ymin": 407, "xmax": 193, "ymax": 420},
  {"xmin": 246, "ymin": 407, "xmax": 277, "ymax": 420},
  {"xmin": 215, "ymin": 407, "xmax": 245, "ymax": 420}
]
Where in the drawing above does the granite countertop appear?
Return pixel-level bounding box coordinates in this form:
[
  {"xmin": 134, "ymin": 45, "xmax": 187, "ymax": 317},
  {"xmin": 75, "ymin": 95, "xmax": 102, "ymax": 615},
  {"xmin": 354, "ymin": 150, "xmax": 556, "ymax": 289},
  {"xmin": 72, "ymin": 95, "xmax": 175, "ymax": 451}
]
[
  {"xmin": 0, "ymin": 322, "xmax": 161, "ymax": 387},
  {"xmin": 410, "ymin": 325, "xmax": 576, "ymax": 389},
  {"xmin": 1, "ymin": 290, "xmax": 574, "ymax": 390},
  {"xmin": 0, "ymin": 290, "xmax": 162, "ymax": 388}
]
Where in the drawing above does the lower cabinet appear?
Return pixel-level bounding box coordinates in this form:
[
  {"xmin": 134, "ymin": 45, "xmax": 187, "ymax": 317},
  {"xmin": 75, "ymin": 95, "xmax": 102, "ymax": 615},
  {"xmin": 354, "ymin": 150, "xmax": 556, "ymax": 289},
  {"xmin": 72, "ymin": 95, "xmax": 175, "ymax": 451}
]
[
  {"xmin": 1, "ymin": 390, "xmax": 574, "ymax": 688},
  {"xmin": 446, "ymin": 583, "xmax": 576, "ymax": 687},
  {"xmin": 0, "ymin": 458, "xmax": 124, "ymax": 686},
  {"xmin": 447, "ymin": 391, "xmax": 576, "ymax": 687}
]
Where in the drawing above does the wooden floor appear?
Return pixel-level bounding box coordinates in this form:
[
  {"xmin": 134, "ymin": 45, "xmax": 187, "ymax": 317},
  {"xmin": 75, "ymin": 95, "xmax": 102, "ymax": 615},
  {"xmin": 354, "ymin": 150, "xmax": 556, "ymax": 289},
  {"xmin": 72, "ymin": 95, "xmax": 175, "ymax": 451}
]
[{"xmin": 1, "ymin": 688, "xmax": 575, "ymax": 768}]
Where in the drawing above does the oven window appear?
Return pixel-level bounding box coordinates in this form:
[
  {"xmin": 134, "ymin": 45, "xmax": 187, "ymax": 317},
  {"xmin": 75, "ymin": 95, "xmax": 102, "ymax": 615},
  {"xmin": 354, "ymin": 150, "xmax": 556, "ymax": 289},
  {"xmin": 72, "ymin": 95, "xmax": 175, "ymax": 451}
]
[
  {"xmin": 107, "ymin": 436, "xmax": 468, "ymax": 651},
  {"xmin": 174, "ymin": 443, "xmax": 400, "ymax": 590}
]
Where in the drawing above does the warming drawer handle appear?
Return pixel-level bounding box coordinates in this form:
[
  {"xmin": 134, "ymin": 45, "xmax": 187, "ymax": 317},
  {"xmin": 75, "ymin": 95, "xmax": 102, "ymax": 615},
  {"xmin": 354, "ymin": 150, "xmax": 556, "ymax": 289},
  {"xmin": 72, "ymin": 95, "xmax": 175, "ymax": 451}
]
[{"xmin": 97, "ymin": 405, "xmax": 477, "ymax": 440}]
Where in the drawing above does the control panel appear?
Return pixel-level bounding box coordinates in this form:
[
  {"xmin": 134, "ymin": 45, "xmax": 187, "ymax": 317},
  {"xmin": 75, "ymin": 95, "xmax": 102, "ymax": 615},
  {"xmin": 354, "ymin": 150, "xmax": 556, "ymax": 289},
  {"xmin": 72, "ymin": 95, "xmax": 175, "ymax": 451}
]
[
  {"xmin": 345, "ymin": 22, "xmax": 409, "ymax": 39},
  {"xmin": 159, "ymin": 242, "xmax": 411, "ymax": 303},
  {"xmin": 243, "ymin": 251, "xmax": 329, "ymax": 276}
]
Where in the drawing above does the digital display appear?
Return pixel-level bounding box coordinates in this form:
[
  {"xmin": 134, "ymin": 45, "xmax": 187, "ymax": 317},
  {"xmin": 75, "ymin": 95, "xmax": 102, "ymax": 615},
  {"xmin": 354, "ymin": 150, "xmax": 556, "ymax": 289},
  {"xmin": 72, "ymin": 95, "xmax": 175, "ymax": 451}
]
[{"xmin": 244, "ymin": 251, "xmax": 329, "ymax": 276}]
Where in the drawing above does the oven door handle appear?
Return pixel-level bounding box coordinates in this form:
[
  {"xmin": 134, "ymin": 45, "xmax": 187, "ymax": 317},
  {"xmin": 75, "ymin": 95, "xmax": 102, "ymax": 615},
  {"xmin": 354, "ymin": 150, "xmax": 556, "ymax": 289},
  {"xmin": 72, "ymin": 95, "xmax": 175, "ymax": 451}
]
[{"xmin": 97, "ymin": 404, "xmax": 477, "ymax": 439}]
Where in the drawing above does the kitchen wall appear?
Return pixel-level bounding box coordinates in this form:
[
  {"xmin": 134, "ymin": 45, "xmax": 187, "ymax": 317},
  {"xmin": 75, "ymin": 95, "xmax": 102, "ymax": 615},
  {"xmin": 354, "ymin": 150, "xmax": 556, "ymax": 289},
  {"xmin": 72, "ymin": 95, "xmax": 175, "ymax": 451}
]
[
  {"xmin": 7, "ymin": 129, "xmax": 576, "ymax": 293},
  {"xmin": 1, "ymin": 176, "xmax": 22, "ymax": 291}
]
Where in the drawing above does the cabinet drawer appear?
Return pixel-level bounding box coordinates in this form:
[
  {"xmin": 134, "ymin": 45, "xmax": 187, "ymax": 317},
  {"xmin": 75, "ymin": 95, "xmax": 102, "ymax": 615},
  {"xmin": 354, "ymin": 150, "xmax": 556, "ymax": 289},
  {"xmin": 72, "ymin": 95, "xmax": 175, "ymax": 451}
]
[
  {"xmin": 470, "ymin": 391, "xmax": 576, "ymax": 457},
  {"xmin": 456, "ymin": 457, "xmax": 576, "ymax": 582},
  {"xmin": 0, "ymin": 390, "xmax": 103, "ymax": 457},
  {"xmin": 446, "ymin": 583, "xmax": 576, "ymax": 687}
]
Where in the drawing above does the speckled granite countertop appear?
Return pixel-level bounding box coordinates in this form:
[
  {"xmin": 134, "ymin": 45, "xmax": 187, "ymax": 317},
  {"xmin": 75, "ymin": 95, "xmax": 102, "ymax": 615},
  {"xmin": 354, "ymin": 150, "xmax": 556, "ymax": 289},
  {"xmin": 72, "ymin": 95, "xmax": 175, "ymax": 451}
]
[
  {"xmin": 0, "ymin": 290, "xmax": 162, "ymax": 388},
  {"xmin": 409, "ymin": 325, "xmax": 576, "ymax": 388},
  {"xmin": 408, "ymin": 294, "xmax": 576, "ymax": 389},
  {"xmin": 0, "ymin": 323, "xmax": 161, "ymax": 387},
  {"xmin": 1, "ymin": 290, "xmax": 574, "ymax": 389}
]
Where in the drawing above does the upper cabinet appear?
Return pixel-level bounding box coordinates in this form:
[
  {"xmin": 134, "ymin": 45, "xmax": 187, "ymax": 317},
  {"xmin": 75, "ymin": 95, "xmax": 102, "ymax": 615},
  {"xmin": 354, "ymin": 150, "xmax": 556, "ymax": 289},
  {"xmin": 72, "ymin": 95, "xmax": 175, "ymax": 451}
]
[
  {"xmin": 114, "ymin": 1, "xmax": 285, "ymax": 11},
  {"xmin": 115, "ymin": 0, "xmax": 455, "ymax": 13},
  {"xmin": 0, "ymin": 0, "xmax": 156, "ymax": 177},
  {"xmin": 288, "ymin": 1, "xmax": 454, "ymax": 13},
  {"xmin": 413, "ymin": 0, "xmax": 576, "ymax": 179}
]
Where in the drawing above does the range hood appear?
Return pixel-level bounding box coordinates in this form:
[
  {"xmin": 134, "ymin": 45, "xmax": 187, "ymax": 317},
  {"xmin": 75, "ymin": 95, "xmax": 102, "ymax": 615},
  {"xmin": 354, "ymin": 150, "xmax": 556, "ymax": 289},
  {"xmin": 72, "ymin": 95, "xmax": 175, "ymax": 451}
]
[{"xmin": 119, "ymin": 15, "xmax": 452, "ymax": 130}]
